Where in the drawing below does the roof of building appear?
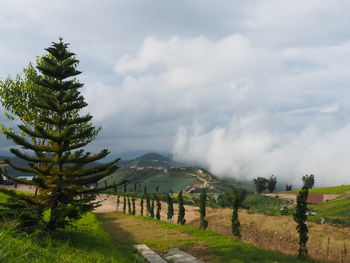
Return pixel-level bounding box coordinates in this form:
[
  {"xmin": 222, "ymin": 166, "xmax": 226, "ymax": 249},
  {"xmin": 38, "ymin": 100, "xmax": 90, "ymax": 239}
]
[{"xmin": 301, "ymin": 193, "xmax": 324, "ymax": 204}]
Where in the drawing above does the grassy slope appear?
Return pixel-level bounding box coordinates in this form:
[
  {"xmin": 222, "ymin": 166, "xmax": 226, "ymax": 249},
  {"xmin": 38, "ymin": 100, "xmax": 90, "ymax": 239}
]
[
  {"xmin": 242, "ymin": 194, "xmax": 291, "ymax": 216},
  {"xmin": 0, "ymin": 193, "xmax": 139, "ymax": 263},
  {"xmin": 279, "ymin": 184, "xmax": 350, "ymax": 194},
  {"xmin": 276, "ymin": 185, "xmax": 350, "ymax": 226},
  {"xmin": 308, "ymin": 193, "xmax": 350, "ymax": 226}
]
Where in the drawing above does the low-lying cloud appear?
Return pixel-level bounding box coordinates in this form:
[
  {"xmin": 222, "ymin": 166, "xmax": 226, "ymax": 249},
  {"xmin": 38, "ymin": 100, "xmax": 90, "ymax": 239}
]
[{"xmin": 90, "ymin": 33, "xmax": 350, "ymax": 187}]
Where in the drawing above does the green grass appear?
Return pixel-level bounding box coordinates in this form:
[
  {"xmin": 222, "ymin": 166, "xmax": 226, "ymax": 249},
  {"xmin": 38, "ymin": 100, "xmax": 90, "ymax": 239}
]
[
  {"xmin": 307, "ymin": 194, "xmax": 350, "ymax": 226},
  {"xmin": 137, "ymin": 216, "xmax": 318, "ymax": 263},
  {"xmin": 279, "ymin": 185, "xmax": 350, "ymax": 194},
  {"xmin": 0, "ymin": 192, "xmax": 139, "ymax": 262},
  {"xmin": 0, "ymin": 213, "xmax": 139, "ymax": 263},
  {"xmin": 242, "ymin": 194, "xmax": 291, "ymax": 216}
]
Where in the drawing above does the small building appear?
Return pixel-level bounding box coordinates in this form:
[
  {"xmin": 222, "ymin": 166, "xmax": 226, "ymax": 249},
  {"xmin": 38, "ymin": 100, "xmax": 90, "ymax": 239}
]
[{"xmin": 305, "ymin": 193, "xmax": 324, "ymax": 204}]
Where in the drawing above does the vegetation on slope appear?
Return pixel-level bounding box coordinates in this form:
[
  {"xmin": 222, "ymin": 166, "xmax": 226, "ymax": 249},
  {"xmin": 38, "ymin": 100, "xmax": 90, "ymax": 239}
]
[
  {"xmin": 242, "ymin": 194, "xmax": 291, "ymax": 216},
  {"xmin": 0, "ymin": 193, "xmax": 139, "ymax": 262},
  {"xmin": 307, "ymin": 193, "xmax": 350, "ymax": 226},
  {"xmin": 279, "ymin": 184, "xmax": 350, "ymax": 194}
]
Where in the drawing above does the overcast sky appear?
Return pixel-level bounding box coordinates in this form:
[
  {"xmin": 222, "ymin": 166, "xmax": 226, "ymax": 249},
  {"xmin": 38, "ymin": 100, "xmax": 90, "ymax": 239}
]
[{"xmin": 1, "ymin": 0, "xmax": 350, "ymax": 186}]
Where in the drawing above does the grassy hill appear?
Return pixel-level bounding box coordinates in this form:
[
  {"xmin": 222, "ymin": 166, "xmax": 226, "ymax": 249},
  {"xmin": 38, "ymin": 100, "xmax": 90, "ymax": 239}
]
[
  {"xmin": 98, "ymin": 152, "xmax": 247, "ymax": 194},
  {"xmin": 277, "ymin": 185, "xmax": 350, "ymax": 226},
  {"xmin": 279, "ymin": 184, "xmax": 350, "ymax": 194},
  {"xmin": 100, "ymin": 166, "xmax": 228, "ymax": 194}
]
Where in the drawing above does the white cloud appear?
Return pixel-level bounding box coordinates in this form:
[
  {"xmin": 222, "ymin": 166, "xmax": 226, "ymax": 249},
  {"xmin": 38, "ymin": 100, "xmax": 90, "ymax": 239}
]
[{"xmin": 173, "ymin": 113, "xmax": 350, "ymax": 187}]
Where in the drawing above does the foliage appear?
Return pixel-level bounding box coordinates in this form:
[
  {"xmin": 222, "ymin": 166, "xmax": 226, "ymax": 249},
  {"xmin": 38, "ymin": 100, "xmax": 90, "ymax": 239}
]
[
  {"xmin": 140, "ymin": 196, "xmax": 144, "ymax": 216},
  {"xmin": 131, "ymin": 196, "xmax": 135, "ymax": 215},
  {"xmin": 307, "ymin": 193, "xmax": 350, "ymax": 226},
  {"xmin": 166, "ymin": 192, "xmax": 174, "ymax": 220},
  {"xmin": 177, "ymin": 191, "xmax": 186, "ymax": 225},
  {"xmin": 199, "ymin": 188, "xmax": 208, "ymax": 229},
  {"xmin": 0, "ymin": 39, "xmax": 120, "ymax": 231},
  {"xmin": 155, "ymin": 194, "xmax": 161, "ymax": 220},
  {"xmin": 267, "ymin": 175, "xmax": 277, "ymax": 193},
  {"xmin": 116, "ymin": 195, "xmax": 120, "ymax": 211},
  {"xmin": 0, "ymin": 212, "xmax": 139, "ymax": 262},
  {"xmin": 302, "ymin": 175, "xmax": 315, "ymax": 189},
  {"xmin": 293, "ymin": 186, "xmax": 309, "ymax": 259},
  {"xmin": 231, "ymin": 186, "xmax": 241, "ymax": 238},
  {"xmin": 127, "ymin": 197, "xmax": 131, "ymax": 215},
  {"xmin": 150, "ymin": 195, "xmax": 155, "ymax": 218},
  {"xmin": 146, "ymin": 194, "xmax": 151, "ymax": 216},
  {"xmin": 137, "ymin": 215, "xmax": 316, "ymax": 263},
  {"xmin": 282, "ymin": 184, "xmax": 350, "ymax": 194},
  {"xmin": 218, "ymin": 188, "xmax": 247, "ymax": 208},
  {"xmin": 252, "ymin": 177, "xmax": 268, "ymax": 194},
  {"xmin": 242, "ymin": 194, "xmax": 290, "ymax": 216},
  {"xmin": 285, "ymin": 184, "xmax": 292, "ymax": 191},
  {"xmin": 123, "ymin": 196, "xmax": 126, "ymax": 214}
]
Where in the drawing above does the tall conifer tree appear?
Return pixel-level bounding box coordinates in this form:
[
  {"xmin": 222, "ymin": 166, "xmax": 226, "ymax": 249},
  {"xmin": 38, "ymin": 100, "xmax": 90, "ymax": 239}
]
[
  {"xmin": 166, "ymin": 192, "xmax": 174, "ymax": 221},
  {"xmin": 294, "ymin": 186, "xmax": 309, "ymax": 259},
  {"xmin": 140, "ymin": 196, "xmax": 144, "ymax": 216},
  {"xmin": 155, "ymin": 194, "xmax": 161, "ymax": 220},
  {"xmin": 0, "ymin": 39, "xmax": 120, "ymax": 230},
  {"xmin": 199, "ymin": 188, "xmax": 208, "ymax": 229},
  {"xmin": 231, "ymin": 186, "xmax": 241, "ymax": 238},
  {"xmin": 177, "ymin": 191, "xmax": 186, "ymax": 225}
]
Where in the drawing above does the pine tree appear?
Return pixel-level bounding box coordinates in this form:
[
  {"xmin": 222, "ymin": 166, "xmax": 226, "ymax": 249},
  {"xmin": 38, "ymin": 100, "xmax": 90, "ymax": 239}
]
[
  {"xmin": 146, "ymin": 193, "xmax": 151, "ymax": 216},
  {"xmin": 0, "ymin": 39, "xmax": 120, "ymax": 230},
  {"xmin": 123, "ymin": 196, "xmax": 127, "ymax": 214},
  {"xmin": 294, "ymin": 186, "xmax": 309, "ymax": 259},
  {"xmin": 132, "ymin": 195, "xmax": 136, "ymax": 215},
  {"xmin": 116, "ymin": 194, "xmax": 120, "ymax": 211},
  {"xmin": 123, "ymin": 183, "xmax": 127, "ymax": 214},
  {"xmin": 199, "ymin": 188, "xmax": 208, "ymax": 229},
  {"xmin": 177, "ymin": 191, "xmax": 186, "ymax": 225},
  {"xmin": 150, "ymin": 195, "xmax": 155, "ymax": 218},
  {"xmin": 127, "ymin": 196, "xmax": 131, "ymax": 215},
  {"xmin": 140, "ymin": 196, "xmax": 144, "ymax": 216},
  {"xmin": 231, "ymin": 186, "xmax": 241, "ymax": 238},
  {"xmin": 166, "ymin": 192, "xmax": 174, "ymax": 221},
  {"xmin": 155, "ymin": 194, "xmax": 161, "ymax": 220}
]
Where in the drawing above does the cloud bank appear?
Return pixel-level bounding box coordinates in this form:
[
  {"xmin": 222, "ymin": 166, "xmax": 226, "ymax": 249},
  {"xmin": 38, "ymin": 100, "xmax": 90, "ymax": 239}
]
[
  {"xmin": 84, "ymin": 33, "xmax": 350, "ymax": 187},
  {"xmin": 2, "ymin": 1, "xmax": 350, "ymax": 186}
]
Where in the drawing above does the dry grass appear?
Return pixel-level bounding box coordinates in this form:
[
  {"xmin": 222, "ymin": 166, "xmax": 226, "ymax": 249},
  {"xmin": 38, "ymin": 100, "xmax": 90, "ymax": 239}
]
[
  {"xmin": 97, "ymin": 212, "xmax": 214, "ymax": 261},
  {"xmin": 110, "ymin": 196, "xmax": 349, "ymax": 263}
]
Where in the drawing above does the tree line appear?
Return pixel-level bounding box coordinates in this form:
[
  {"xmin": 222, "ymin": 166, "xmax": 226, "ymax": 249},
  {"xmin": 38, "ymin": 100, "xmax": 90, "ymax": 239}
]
[{"xmin": 252, "ymin": 174, "xmax": 315, "ymax": 194}]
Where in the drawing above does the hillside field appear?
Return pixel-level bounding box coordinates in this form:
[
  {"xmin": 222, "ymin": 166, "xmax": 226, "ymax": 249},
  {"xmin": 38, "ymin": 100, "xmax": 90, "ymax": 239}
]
[{"xmin": 279, "ymin": 184, "xmax": 350, "ymax": 194}]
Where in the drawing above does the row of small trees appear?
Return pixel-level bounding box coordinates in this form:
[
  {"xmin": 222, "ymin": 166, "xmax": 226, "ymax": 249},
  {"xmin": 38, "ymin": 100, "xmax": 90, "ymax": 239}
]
[
  {"xmin": 116, "ymin": 189, "xmax": 186, "ymax": 224},
  {"xmin": 114, "ymin": 179, "xmax": 310, "ymax": 259},
  {"xmin": 115, "ymin": 185, "xmax": 244, "ymax": 240}
]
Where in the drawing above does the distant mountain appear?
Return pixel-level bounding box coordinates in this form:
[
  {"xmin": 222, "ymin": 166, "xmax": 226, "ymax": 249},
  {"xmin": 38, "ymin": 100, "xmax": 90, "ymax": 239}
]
[
  {"xmin": 136, "ymin": 152, "xmax": 170, "ymax": 162},
  {"xmin": 124, "ymin": 152, "xmax": 186, "ymax": 168},
  {"xmin": 99, "ymin": 152, "xmax": 250, "ymax": 194},
  {"xmin": 0, "ymin": 155, "xmax": 32, "ymax": 177}
]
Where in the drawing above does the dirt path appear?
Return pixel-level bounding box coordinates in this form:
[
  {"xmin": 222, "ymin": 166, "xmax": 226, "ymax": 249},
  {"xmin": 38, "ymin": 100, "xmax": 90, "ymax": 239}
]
[
  {"xmin": 96, "ymin": 212, "xmax": 213, "ymax": 262},
  {"xmin": 184, "ymin": 172, "xmax": 209, "ymax": 193}
]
